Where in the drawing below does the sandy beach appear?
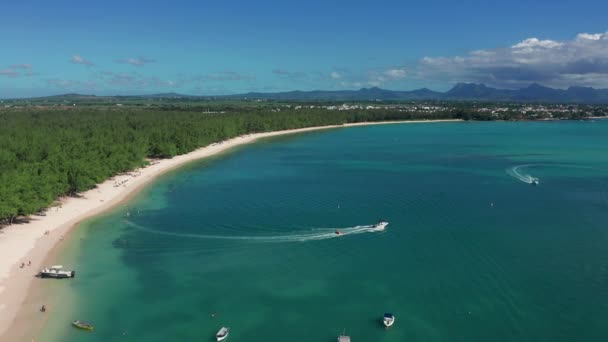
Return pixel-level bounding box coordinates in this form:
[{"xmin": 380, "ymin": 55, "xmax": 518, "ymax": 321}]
[{"xmin": 0, "ymin": 119, "xmax": 460, "ymax": 339}]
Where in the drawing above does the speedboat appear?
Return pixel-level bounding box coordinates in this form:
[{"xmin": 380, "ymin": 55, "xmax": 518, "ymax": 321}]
[
  {"xmin": 383, "ymin": 313, "xmax": 395, "ymax": 327},
  {"xmin": 335, "ymin": 230, "xmax": 342, "ymax": 235},
  {"xmin": 216, "ymin": 326, "xmax": 229, "ymax": 341},
  {"xmin": 372, "ymin": 221, "xmax": 389, "ymax": 231},
  {"xmin": 39, "ymin": 265, "xmax": 75, "ymax": 279},
  {"xmin": 72, "ymin": 320, "xmax": 94, "ymax": 331},
  {"xmin": 528, "ymin": 176, "xmax": 539, "ymax": 185}
]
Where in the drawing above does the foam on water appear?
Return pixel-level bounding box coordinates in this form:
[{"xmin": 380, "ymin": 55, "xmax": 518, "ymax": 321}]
[
  {"xmin": 507, "ymin": 164, "xmax": 538, "ymax": 184},
  {"xmin": 124, "ymin": 220, "xmax": 386, "ymax": 243}
]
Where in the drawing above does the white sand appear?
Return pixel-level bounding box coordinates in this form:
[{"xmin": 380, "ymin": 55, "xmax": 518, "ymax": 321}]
[{"xmin": 0, "ymin": 119, "xmax": 459, "ymax": 337}]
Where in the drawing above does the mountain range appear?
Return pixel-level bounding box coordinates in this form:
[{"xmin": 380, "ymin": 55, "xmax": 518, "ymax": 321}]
[
  {"xmin": 13, "ymin": 83, "xmax": 608, "ymax": 103},
  {"xmin": 227, "ymin": 83, "xmax": 608, "ymax": 103}
]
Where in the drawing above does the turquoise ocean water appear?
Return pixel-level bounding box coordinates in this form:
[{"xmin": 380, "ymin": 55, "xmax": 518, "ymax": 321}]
[{"xmin": 42, "ymin": 121, "xmax": 608, "ymax": 341}]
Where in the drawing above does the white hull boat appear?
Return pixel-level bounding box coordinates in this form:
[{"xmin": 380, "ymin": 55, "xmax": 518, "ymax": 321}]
[
  {"xmin": 216, "ymin": 326, "xmax": 229, "ymax": 341},
  {"xmin": 338, "ymin": 330, "xmax": 351, "ymax": 342},
  {"xmin": 372, "ymin": 221, "xmax": 389, "ymax": 231},
  {"xmin": 383, "ymin": 313, "xmax": 395, "ymax": 327},
  {"xmin": 39, "ymin": 265, "xmax": 75, "ymax": 279}
]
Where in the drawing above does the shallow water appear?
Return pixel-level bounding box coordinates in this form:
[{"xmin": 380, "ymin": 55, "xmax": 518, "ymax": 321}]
[{"xmin": 43, "ymin": 121, "xmax": 608, "ymax": 341}]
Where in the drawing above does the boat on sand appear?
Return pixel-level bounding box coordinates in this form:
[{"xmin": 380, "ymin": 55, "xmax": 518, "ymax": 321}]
[{"xmin": 39, "ymin": 265, "xmax": 75, "ymax": 279}]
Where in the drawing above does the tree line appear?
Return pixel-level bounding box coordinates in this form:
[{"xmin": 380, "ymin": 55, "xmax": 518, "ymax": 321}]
[{"xmin": 0, "ymin": 106, "xmax": 456, "ymax": 224}]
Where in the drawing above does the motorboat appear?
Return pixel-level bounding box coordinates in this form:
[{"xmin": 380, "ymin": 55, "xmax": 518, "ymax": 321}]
[
  {"xmin": 531, "ymin": 178, "xmax": 539, "ymax": 185},
  {"xmin": 372, "ymin": 221, "xmax": 389, "ymax": 231},
  {"xmin": 72, "ymin": 320, "xmax": 94, "ymax": 331},
  {"xmin": 338, "ymin": 329, "xmax": 351, "ymax": 342},
  {"xmin": 335, "ymin": 230, "xmax": 342, "ymax": 235},
  {"xmin": 39, "ymin": 265, "xmax": 75, "ymax": 279},
  {"xmin": 216, "ymin": 326, "xmax": 229, "ymax": 341},
  {"xmin": 383, "ymin": 313, "xmax": 395, "ymax": 327}
]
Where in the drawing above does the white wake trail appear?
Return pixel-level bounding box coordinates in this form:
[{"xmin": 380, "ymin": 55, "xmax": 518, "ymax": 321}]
[
  {"xmin": 124, "ymin": 220, "xmax": 384, "ymax": 243},
  {"xmin": 506, "ymin": 164, "xmax": 538, "ymax": 184}
]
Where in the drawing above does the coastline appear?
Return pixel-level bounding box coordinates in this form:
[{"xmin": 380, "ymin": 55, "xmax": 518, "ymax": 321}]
[{"xmin": 0, "ymin": 119, "xmax": 460, "ymax": 340}]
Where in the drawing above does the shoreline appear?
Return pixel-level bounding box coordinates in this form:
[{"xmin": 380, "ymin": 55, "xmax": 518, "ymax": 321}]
[{"xmin": 0, "ymin": 119, "xmax": 460, "ymax": 340}]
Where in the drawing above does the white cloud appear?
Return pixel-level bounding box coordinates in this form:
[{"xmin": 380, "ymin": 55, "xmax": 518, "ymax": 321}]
[
  {"xmin": 417, "ymin": 32, "xmax": 608, "ymax": 88},
  {"xmin": 272, "ymin": 69, "xmax": 307, "ymax": 81},
  {"xmin": 577, "ymin": 33, "xmax": 603, "ymax": 41},
  {"xmin": 512, "ymin": 38, "xmax": 563, "ymax": 50},
  {"xmin": 70, "ymin": 55, "xmax": 94, "ymax": 66},
  {"xmin": 383, "ymin": 68, "xmax": 407, "ymax": 79},
  {"xmin": 95, "ymin": 71, "xmax": 180, "ymax": 88},
  {"xmin": 364, "ymin": 67, "xmax": 408, "ymax": 87},
  {"xmin": 0, "ymin": 64, "xmax": 35, "ymax": 78},
  {"xmin": 10, "ymin": 64, "xmax": 32, "ymax": 69},
  {"xmin": 115, "ymin": 57, "xmax": 155, "ymax": 66},
  {"xmin": 47, "ymin": 79, "xmax": 97, "ymax": 90},
  {"xmin": 0, "ymin": 68, "xmax": 18, "ymax": 78}
]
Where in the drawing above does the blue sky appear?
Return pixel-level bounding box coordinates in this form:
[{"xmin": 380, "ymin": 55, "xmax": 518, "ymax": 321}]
[{"xmin": 2, "ymin": 0, "xmax": 608, "ymax": 97}]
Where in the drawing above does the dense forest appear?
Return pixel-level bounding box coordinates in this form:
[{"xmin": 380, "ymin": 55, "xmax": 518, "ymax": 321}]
[{"xmin": 0, "ymin": 105, "xmax": 456, "ymax": 224}]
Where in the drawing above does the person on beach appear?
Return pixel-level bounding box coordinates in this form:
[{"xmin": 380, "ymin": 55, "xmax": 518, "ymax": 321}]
[
  {"xmin": 40, "ymin": 305, "xmax": 46, "ymax": 312},
  {"xmin": 28, "ymin": 260, "xmax": 31, "ymax": 266}
]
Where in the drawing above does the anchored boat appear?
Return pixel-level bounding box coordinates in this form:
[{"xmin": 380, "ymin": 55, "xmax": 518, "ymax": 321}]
[
  {"xmin": 39, "ymin": 265, "xmax": 75, "ymax": 279},
  {"xmin": 72, "ymin": 320, "xmax": 94, "ymax": 331},
  {"xmin": 338, "ymin": 334, "xmax": 351, "ymax": 342},
  {"xmin": 216, "ymin": 326, "xmax": 229, "ymax": 341},
  {"xmin": 338, "ymin": 329, "xmax": 351, "ymax": 342},
  {"xmin": 383, "ymin": 313, "xmax": 395, "ymax": 327}
]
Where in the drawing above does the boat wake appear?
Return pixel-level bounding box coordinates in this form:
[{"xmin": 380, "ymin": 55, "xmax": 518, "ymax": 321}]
[
  {"xmin": 506, "ymin": 163, "xmax": 598, "ymax": 184},
  {"xmin": 124, "ymin": 220, "xmax": 386, "ymax": 243},
  {"xmin": 506, "ymin": 164, "xmax": 539, "ymax": 184}
]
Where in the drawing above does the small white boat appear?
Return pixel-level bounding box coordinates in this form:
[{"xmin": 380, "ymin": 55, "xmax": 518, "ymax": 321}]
[
  {"xmin": 216, "ymin": 326, "xmax": 229, "ymax": 341},
  {"xmin": 337, "ymin": 330, "xmax": 351, "ymax": 342},
  {"xmin": 372, "ymin": 221, "xmax": 389, "ymax": 231},
  {"xmin": 531, "ymin": 178, "xmax": 539, "ymax": 185},
  {"xmin": 39, "ymin": 265, "xmax": 75, "ymax": 279},
  {"xmin": 383, "ymin": 313, "xmax": 395, "ymax": 327}
]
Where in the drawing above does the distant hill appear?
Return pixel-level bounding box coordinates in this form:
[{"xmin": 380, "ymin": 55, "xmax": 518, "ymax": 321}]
[
  {"xmin": 224, "ymin": 84, "xmax": 608, "ymax": 103},
  {"xmin": 228, "ymin": 87, "xmax": 444, "ymax": 101},
  {"xmin": 12, "ymin": 84, "xmax": 608, "ymax": 103}
]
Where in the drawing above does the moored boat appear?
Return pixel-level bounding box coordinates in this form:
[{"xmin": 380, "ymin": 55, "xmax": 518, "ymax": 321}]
[
  {"xmin": 72, "ymin": 320, "xmax": 94, "ymax": 331},
  {"xmin": 338, "ymin": 330, "xmax": 351, "ymax": 342},
  {"xmin": 383, "ymin": 313, "xmax": 395, "ymax": 327},
  {"xmin": 216, "ymin": 326, "xmax": 229, "ymax": 341},
  {"xmin": 39, "ymin": 265, "xmax": 75, "ymax": 279}
]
